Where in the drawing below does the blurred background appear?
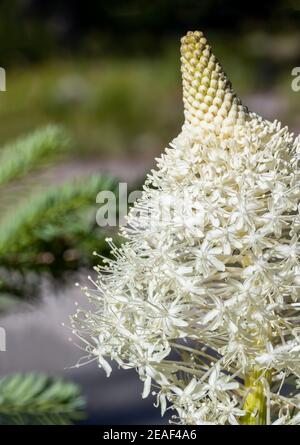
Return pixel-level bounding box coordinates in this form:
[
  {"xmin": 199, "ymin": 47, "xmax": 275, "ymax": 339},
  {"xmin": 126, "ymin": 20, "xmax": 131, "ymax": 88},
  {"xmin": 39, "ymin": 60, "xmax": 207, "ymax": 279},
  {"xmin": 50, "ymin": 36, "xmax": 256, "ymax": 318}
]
[{"xmin": 0, "ymin": 0, "xmax": 299, "ymax": 425}]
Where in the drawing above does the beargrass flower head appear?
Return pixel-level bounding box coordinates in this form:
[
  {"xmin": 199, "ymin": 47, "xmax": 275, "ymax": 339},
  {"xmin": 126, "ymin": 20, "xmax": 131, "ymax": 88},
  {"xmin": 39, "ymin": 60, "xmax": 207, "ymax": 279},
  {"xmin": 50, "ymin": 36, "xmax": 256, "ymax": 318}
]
[{"xmin": 71, "ymin": 31, "xmax": 300, "ymax": 425}]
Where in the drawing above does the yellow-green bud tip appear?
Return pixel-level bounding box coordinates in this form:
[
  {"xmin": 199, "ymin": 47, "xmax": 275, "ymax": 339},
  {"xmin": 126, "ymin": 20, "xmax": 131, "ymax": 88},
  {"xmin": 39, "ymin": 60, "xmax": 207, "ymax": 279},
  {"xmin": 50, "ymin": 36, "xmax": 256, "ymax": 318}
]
[{"xmin": 180, "ymin": 31, "xmax": 248, "ymax": 134}]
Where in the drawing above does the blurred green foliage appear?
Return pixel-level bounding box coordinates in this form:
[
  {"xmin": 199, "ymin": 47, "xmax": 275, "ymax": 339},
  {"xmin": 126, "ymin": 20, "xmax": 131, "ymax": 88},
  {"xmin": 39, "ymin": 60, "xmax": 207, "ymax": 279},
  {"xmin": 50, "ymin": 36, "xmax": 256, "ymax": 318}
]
[
  {"xmin": 0, "ymin": 125, "xmax": 69, "ymax": 185},
  {"xmin": 0, "ymin": 55, "xmax": 182, "ymax": 154},
  {"xmin": 0, "ymin": 373, "xmax": 85, "ymax": 425},
  {"xmin": 0, "ymin": 174, "xmax": 118, "ymax": 305},
  {"xmin": 0, "ymin": 0, "xmax": 299, "ymax": 63},
  {"xmin": 0, "ymin": 125, "xmax": 115, "ymax": 425},
  {"xmin": 1, "ymin": 31, "xmax": 299, "ymax": 157},
  {"xmin": 0, "ymin": 125, "xmax": 120, "ymax": 309}
]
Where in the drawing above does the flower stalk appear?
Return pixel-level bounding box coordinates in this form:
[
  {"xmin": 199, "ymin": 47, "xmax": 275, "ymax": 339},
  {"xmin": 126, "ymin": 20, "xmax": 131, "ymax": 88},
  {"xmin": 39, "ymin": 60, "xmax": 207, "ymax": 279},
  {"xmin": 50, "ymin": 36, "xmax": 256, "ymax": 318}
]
[{"xmin": 242, "ymin": 368, "xmax": 272, "ymax": 425}]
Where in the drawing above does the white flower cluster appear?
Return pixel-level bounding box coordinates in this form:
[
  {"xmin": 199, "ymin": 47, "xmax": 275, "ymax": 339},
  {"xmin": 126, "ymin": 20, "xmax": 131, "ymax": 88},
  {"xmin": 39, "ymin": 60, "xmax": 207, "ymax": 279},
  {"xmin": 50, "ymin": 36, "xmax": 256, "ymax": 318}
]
[{"xmin": 71, "ymin": 31, "xmax": 300, "ymax": 425}]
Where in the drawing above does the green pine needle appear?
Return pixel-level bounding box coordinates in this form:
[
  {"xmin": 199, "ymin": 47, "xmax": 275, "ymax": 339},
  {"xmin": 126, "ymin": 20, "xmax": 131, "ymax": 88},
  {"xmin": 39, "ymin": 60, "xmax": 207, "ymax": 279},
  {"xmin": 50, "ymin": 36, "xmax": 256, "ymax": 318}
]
[
  {"xmin": 0, "ymin": 125, "xmax": 70, "ymax": 186},
  {"xmin": 0, "ymin": 173, "xmax": 118, "ymax": 260},
  {"xmin": 0, "ymin": 373, "xmax": 85, "ymax": 425}
]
